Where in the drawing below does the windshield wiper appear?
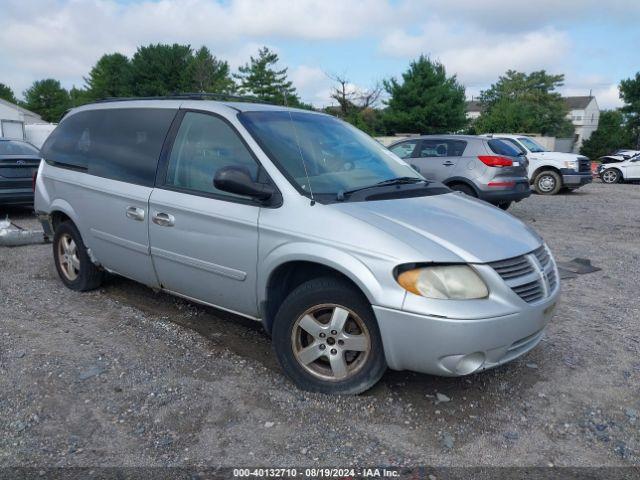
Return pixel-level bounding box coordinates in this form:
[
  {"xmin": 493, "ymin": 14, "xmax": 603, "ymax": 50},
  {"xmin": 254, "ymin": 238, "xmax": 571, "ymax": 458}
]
[{"xmin": 336, "ymin": 176, "xmax": 426, "ymax": 201}]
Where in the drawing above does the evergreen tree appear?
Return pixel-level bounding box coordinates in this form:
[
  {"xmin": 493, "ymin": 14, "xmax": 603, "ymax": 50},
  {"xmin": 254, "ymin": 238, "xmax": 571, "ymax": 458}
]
[
  {"xmin": 580, "ymin": 110, "xmax": 633, "ymax": 159},
  {"xmin": 619, "ymin": 72, "xmax": 640, "ymax": 148},
  {"xmin": 0, "ymin": 83, "xmax": 17, "ymax": 103},
  {"xmin": 475, "ymin": 70, "xmax": 574, "ymax": 136},
  {"xmin": 23, "ymin": 79, "xmax": 70, "ymax": 122},
  {"xmin": 234, "ymin": 47, "xmax": 300, "ymax": 105},
  {"xmin": 382, "ymin": 56, "xmax": 467, "ymax": 134},
  {"xmin": 185, "ymin": 46, "xmax": 234, "ymax": 94},
  {"xmin": 130, "ymin": 44, "xmax": 193, "ymax": 96},
  {"xmin": 85, "ymin": 53, "xmax": 133, "ymax": 100}
]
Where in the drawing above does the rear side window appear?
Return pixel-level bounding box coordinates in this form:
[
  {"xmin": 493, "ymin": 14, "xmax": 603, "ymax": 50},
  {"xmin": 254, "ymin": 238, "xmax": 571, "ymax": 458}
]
[
  {"xmin": 389, "ymin": 140, "xmax": 418, "ymax": 159},
  {"xmin": 418, "ymin": 139, "xmax": 467, "ymax": 157},
  {"xmin": 488, "ymin": 139, "xmax": 521, "ymax": 157},
  {"xmin": 41, "ymin": 108, "xmax": 176, "ymax": 186}
]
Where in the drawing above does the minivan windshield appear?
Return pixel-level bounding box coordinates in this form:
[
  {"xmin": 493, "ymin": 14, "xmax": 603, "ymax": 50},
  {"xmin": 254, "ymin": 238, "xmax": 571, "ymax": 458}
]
[
  {"xmin": 239, "ymin": 111, "xmax": 422, "ymax": 197},
  {"xmin": 517, "ymin": 137, "xmax": 546, "ymax": 153}
]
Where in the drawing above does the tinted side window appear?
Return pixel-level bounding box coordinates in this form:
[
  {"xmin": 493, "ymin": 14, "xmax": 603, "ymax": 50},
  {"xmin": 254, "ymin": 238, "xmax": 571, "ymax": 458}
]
[
  {"xmin": 499, "ymin": 138, "xmax": 526, "ymax": 155},
  {"xmin": 389, "ymin": 141, "xmax": 418, "ymax": 159},
  {"xmin": 418, "ymin": 139, "xmax": 467, "ymax": 157},
  {"xmin": 165, "ymin": 112, "xmax": 259, "ymax": 198},
  {"xmin": 88, "ymin": 108, "xmax": 176, "ymax": 186},
  {"xmin": 488, "ymin": 139, "xmax": 521, "ymax": 157},
  {"xmin": 41, "ymin": 111, "xmax": 102, "ymax": 170}
]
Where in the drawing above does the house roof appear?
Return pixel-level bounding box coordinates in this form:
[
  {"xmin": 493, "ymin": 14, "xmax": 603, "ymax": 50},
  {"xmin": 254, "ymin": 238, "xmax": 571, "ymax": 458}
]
[
  {"xmin": 0, "ymin": 98, "xmax": 43, "ymax": 120},
  {"xmin": 563, "ymin": 96, "xmax": 594, "ymax": 110},
  {"xmin": 465, "ymin": 100, "xmax": 482, "ymax": 112}
]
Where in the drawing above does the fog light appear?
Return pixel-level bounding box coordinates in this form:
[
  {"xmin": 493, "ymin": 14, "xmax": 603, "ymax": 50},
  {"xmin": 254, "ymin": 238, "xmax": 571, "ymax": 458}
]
[{"xmin": 441, "ymin": 352, "xmax": 486, "ymax": 375}]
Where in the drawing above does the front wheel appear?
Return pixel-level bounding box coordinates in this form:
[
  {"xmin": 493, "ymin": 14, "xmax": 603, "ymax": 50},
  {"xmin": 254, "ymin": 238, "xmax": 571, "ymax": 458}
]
[
  {"xmin": 272, "ymin": 277, "xmax": 387, "ymax": 395},
  {"xmin": 601, "ymin": 169, "xmax": 621, "ymax": 184},
  {"xmin": 534, "ymin": 170, "xmax": 562, "ymax": 195}
]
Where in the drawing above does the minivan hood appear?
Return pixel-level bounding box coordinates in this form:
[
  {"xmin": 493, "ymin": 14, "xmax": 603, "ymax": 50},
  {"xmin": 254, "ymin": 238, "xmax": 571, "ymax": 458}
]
[{"xmin": 331, "ymin": 192, "xmax": 541, "ymax": 263}]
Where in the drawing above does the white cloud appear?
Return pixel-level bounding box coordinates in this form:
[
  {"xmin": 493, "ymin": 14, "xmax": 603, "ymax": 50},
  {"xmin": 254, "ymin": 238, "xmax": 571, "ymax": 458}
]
[{"xmin": 380, "ymin": 21, "xmax": 570, "ymax": 85}]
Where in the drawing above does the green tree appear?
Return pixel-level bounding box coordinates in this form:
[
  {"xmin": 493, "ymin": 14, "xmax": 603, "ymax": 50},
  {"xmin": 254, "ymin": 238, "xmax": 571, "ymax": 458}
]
[
  {"xmin": 130, "ymin": 43, "xmax": 193, "ymax": 96},
  {"xmin": 619, "ymin": 72, "xmax": 640, "ymax": 148},
  {"xmin": 0, "ymin": 83, "xmax": 17, "ymax": 103},
  {"xmin": 234, "ymin": 47, "xmax": 300, "ymax": 105},
  {"xmin": 185, "ymin": 46, "xmax": 234, "ymax": 94},
  {"xmin": 474, "ymin": 70, "xmax": 574, "ymax": 136},
  {"xmin": 23, "ymin": 79, "xmax": 70, "ymax": 122},
  {"xmin": 69, "ymin": 86, "xmax": 90, "ymax": 107},
  {"xmin": 382, "ymin": 56, "xmax": 467, "ymax": 134},
  {"xmin": 580, "ymin": 110, "xmax": 633, "ymax": 159},
  {"xmin": 85, "ymin": 53, "xmax": 133, "ymax": 100}
]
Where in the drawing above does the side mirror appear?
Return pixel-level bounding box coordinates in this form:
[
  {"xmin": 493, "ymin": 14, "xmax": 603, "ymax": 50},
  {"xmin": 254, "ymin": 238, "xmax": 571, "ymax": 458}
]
[{"xmin": 214, "ymin": 166, "xmax": 275, "ymax": 201}]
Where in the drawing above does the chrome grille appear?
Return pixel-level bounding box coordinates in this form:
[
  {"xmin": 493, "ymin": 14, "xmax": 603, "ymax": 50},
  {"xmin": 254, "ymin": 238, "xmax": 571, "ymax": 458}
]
[
  {"xmin": 488, "ymin": 255, "xmax": 534, "ymax": 279},
  {"xmin": 488, "ymin": 244, "xmax": 558, "ymax": 304}
]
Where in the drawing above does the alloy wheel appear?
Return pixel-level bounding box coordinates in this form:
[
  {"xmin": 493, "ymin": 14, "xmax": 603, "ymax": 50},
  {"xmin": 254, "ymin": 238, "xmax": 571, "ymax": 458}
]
[
  {"xmin": 291, "ymin": 304, "xmax": 371, "ymax": 381},
  {"xmin": 602, "ymin": 170, "xmax": 618, "ymax": 184},
  {"xmin": 57, "ymin": 233, "xmax": 80, "ymax": 281}
]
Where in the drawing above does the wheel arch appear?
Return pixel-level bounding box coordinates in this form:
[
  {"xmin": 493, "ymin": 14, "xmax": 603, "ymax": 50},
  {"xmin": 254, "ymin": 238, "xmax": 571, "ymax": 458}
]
[
  {"xmin": 532, "ymin": 165, "xmax": 562, "ymax": 181},
  {"xmin": 443, "ymin": 177, "xmax": 480, "ymax": 195},
  {"xmin": 603, "ymin": 166, "xmax": 624, "ymax": 180},
  {"xmin": 259, "ymin": 246, "xmax": 385, "ymax": 335}
]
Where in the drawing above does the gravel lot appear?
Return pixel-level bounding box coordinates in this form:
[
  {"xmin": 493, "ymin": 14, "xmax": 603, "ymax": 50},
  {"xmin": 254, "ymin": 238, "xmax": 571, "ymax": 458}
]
[{"xmin": 1, "ymin": 181, "xmax": 639, "ymax": 469}]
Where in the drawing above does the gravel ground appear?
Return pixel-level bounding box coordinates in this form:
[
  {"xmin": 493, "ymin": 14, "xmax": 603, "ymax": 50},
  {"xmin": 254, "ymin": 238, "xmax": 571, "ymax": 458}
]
[{"xmin": 0, "ymin": 181, "xmax": 639, "ymax": 468}]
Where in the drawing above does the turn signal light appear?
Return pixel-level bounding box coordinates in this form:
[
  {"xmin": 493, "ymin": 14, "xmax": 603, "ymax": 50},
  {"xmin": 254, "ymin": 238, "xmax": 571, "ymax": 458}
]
[{"xmin": 478, "ymin": 155, "xmax": 513, "ymax": 167}]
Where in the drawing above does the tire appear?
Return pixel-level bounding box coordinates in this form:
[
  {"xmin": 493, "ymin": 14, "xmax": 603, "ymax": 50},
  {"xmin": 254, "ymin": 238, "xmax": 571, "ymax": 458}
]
[
  {"xmin": 272, "ymin": 276, "xmax": 387, "ymax": 395},
  {"xmin": 449, "ymin": 183, "xmax": 477, "ymax": 197},
  {"xmin": 533, "ymin": 170, "xmax": 562, "ymax": 195},
  {"xmin": 53, "ymin": 221, "xmax": 103, "ymax": 291},
  {"xmin": 601, "ymin": 168, "xmax": 621, "ymax": 184},
  {"xmin": 497, "ymin": 201, "xmax": 512, "ymax": 211}
]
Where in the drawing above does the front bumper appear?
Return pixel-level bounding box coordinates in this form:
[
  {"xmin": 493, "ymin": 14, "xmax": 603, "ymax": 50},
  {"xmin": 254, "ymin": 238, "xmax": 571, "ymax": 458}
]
[
  {"xmin": 561, "ymin": 170, "xmax": 592, "ymax": 187},
  {"xmin": 373, "ymin": 292, "xmax": 558, "ymax": 376}
]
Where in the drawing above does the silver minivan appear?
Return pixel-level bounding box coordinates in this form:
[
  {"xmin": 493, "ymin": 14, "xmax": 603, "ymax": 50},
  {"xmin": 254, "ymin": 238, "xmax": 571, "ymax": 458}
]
[{"xmin": 35, "ymin": 98, "xmax": 560, "ymax": 394}]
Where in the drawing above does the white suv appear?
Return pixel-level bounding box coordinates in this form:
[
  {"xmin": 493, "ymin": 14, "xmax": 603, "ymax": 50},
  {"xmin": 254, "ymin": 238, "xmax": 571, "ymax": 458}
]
[
  {"xmin": 598, "ymin": 150, "xmax": 640, "ymax": 184},
  {"xmin": 481, "ymin": 134, "xmax": 592, "ymax": 195}
]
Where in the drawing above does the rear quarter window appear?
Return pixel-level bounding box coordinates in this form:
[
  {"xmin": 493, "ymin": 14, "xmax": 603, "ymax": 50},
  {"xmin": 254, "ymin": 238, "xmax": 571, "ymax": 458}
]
[
  {"xmin": 41, "ymin": 108, "xmax": 176, "ymax": 186},
  {"xmin": 487, "ymin": 139, "xmax": 521, "ymax": 157}
]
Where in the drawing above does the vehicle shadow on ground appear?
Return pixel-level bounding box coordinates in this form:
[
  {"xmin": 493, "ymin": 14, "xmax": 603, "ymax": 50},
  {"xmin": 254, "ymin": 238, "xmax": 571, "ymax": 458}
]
[{"xmin": 101, "ymin": 274, "xmax": 544, "ymax": 411}]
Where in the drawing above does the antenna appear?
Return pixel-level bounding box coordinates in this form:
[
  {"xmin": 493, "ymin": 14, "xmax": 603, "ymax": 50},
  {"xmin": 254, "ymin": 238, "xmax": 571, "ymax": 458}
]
[{"xmin": 281, "ymin": 89, "xmax": 315, "ymax": 203}]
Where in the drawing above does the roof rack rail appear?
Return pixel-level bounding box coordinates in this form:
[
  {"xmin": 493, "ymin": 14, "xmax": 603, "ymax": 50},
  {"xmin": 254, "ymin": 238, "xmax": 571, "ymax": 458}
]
[{"xmin": 91, "ymin": 92, "xmax": 273, "ymax": 105}]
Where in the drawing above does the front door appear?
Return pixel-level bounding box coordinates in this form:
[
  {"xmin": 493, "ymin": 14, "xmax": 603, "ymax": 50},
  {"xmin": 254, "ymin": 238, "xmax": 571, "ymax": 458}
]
[
  {"xmin": 415, "ymin": 139, "xmax": 460, "ymax": 181},
  {"xmin": 149, "ymin": 110, "xmax": 262, "ymax": 317},
  {"xmin": 627, "ymin": 158, "xmax": 640, "ymax": 179}
]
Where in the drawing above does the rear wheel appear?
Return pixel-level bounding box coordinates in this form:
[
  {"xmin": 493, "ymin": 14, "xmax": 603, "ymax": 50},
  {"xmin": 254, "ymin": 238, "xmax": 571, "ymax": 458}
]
[
  {"xmin": 534, "ymin": 170, "xmax": 562, "ymax": 195},
  {"xmin": 449, "ymin": 183, "xmax": 477, "ymax": 197},
  {"xmin": 53, "ymin": 221, "xmax": 103, "ymax": 291},
  {"xmin": 272, "ymin": 277, "xmax": 386, "ymax": 395},
  {"xmin": 601, "ymin": 169, "xmax": 621, "ymax": 184}
]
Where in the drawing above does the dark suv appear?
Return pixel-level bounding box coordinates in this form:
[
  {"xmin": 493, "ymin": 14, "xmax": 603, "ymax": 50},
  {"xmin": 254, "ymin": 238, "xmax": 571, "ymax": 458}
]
[
  {"xmin": 388, "ymin": 135, "xmax": 531, "ymax": 210},
  {"xmin": 0, "ymin": 138, "xmax": 41, "ymax": 206}
]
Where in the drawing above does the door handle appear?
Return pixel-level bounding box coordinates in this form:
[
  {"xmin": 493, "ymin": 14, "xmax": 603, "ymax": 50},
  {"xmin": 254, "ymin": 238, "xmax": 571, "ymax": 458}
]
[
  {"xmin": 125, "ymin": 206, "xmax": 145, "ymax": 221},
  {"xmin": 443, "ymin": 161, "xmax": 455, "ymax": 166},
  {"xmin": 152, "ymin": 212, "xmax": 175, "ymax": 227}
]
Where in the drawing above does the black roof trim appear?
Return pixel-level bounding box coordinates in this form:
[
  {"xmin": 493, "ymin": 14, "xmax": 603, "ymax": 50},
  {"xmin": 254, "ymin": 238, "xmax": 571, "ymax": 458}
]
[{"xmin": 90, "ymin": 92, "xmax": 274, "ymax": 106}]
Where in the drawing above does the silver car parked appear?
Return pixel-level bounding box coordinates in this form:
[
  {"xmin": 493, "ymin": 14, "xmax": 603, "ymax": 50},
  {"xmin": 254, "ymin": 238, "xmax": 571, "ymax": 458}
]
[
  {"xmin": 388, "ymin": 135, "xmax": 531, "ymax": 210},
  {"xmin": 35, "ymin": 98, "xmax": 559, "ymax": 394}
]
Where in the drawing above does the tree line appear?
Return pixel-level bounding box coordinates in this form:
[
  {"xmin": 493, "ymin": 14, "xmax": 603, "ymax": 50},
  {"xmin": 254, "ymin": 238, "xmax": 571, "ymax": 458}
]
[{"xmin": 1, "ymin": 43, "xmax": 638, "ymax": 158}]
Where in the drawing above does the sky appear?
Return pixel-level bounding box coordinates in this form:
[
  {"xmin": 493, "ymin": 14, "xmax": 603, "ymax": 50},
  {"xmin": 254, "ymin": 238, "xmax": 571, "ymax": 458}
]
[{"xmin": 1, "ymin": 0, "xmax": 639, "ymax": 109}]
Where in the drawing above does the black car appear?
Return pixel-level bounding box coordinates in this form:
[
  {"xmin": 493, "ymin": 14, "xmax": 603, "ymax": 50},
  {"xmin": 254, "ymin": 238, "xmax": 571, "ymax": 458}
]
[{"xmin": 0, "ymin": 138, "xmax": 41, "ymax": 206}]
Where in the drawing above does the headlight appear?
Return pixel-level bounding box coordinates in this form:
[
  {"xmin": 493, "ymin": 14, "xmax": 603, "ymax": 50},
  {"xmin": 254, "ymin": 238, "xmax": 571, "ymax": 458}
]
[
  {"xmin": 396, "ymin": 265, "xmax": 489, "ymax": 299},
  {"xmin": 564, "ymin": 160, "xmax": 578, "ymax": 169}
]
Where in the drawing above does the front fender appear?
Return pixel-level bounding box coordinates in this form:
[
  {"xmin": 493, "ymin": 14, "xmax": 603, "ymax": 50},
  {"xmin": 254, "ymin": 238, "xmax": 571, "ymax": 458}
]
[{"xmin": 258, "ymin": 242, "xmax": 398, "ymax": 309}]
